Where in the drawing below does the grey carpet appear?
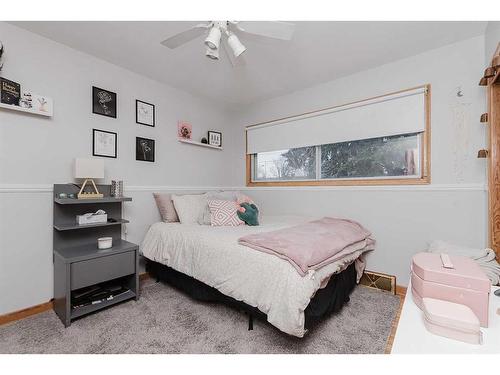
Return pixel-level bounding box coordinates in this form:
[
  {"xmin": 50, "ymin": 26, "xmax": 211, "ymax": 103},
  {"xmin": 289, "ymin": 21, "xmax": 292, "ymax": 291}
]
[{"xmin": 0, "ymin": 282, "xmax": 400, "ymax": 354}]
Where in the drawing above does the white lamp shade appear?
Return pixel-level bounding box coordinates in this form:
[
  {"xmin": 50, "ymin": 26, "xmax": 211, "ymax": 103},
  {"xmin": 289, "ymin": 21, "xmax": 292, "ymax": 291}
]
[
  {"xmin": 74, "ymin": 158, "xmax": 104, "ymax": 179},
  {"xmin": 206, "ymin": 46, "xmax": 219, "ymax": 60},
  {"xmin": 205, "ymin": 26, "xmax": 221, "ymax": 50},
  {"xmin": 227, "ymin": 34, "xmax": 246, "ymax": 57}
]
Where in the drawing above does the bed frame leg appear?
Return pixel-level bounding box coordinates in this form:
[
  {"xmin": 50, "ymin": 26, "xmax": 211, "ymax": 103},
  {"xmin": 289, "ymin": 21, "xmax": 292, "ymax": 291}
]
[{"xmin": 248, "ymin": 314, "xmax": 254, "ymax": 331}]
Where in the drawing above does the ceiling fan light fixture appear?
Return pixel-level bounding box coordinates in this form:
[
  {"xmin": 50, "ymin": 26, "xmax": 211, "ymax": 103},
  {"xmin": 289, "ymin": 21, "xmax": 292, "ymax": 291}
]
[
  {"xmin": 161, "ymin": 21, "xmax": 295, "ymax": 64},
  {"xmin": 205, "ymin": 46, "xmax": 219, "ymax": 60},
  {"xmin": 227, "ymin": 33, "xmax": 246, "ymax": 58},
  {"xmin": 204, "ymin": 25, "xmax": 221, "ymax": 50}
]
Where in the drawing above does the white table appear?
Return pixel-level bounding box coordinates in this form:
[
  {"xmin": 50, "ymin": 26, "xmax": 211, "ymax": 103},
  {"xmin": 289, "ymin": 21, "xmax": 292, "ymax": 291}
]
[{"xmin": 391, "ymin": 283, "xmax": 500, "ymax": 353}]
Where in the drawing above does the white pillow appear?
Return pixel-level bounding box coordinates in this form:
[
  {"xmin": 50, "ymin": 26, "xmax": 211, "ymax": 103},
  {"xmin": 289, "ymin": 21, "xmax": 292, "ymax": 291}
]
[{"xmin": 171, "ymin": 193, "xmax": 207, "ymax": 224}]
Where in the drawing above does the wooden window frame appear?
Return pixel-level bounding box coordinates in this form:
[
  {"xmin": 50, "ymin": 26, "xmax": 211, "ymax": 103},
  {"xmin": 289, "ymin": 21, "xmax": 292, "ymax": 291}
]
[{"xmin": 245, "ymin": 84, "xmax": 431, "ymax": 187}]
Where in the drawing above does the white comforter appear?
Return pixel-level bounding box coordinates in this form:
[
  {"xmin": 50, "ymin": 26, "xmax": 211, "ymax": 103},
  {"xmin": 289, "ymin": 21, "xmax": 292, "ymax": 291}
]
[{"xmin": 140, "ymin": 215, "xmax": 370, "ymax": 337}]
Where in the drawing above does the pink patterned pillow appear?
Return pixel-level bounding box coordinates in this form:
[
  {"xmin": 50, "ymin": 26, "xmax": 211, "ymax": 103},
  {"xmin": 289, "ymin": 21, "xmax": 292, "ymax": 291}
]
[{"xmin": 207, "ymin": 200, "xmax": 244, "ymax": 226}]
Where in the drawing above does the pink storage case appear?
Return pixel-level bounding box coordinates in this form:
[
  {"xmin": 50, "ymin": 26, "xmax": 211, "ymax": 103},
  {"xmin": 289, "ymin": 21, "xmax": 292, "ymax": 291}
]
[
  {"xmin": 421, "ymin": 297, "xmax": 483, "ymax": 345},
  {"xmin": 411, "ymin": 252, "xmax": 490, "ymax": 327}
]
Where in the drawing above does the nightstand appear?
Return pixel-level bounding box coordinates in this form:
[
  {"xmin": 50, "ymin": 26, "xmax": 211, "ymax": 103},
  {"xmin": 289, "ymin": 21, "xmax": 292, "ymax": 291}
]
[
  {"xmin": 391, "ymin": 282, "xmax": 500, "ymax": 353},
  {"xmin": 53, "ymin": 184, "xmax": 139, "ymax": 327}
]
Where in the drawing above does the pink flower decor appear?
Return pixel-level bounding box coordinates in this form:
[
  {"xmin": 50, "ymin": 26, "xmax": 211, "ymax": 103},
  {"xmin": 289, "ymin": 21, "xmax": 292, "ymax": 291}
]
[{"xmin": 177, "ymin": 121, "xmax": 192, "ymax": 140}]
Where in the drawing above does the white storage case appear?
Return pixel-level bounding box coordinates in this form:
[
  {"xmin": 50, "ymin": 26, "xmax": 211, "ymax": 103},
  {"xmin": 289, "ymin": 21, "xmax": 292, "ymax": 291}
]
[{"xmin": 76, "ymin": 213, "xmax": 107, "ymax": 225}]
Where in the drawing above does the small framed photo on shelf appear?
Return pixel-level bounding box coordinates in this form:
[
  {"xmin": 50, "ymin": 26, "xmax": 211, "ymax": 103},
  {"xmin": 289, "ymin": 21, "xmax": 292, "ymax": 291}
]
[
  {"xmin": 92, "ymin": 86, "xmax": 117, "ymax": 118},
  {"xmin": 208, "ymin": 131, "xmax": 222, "ymax": 147},
  {"xmin": 136, "ymin": 137, "xmax": 155, "ymax": 162},
  {"xmin": 93, "ymin": 129, "xmax": 117, "ymax": 158},
  {"xmin": 177, "ymin": 121, "xmax": 192, "ymax": 140},
  {"xmin": 136, "ymin": 99, "xmax": 155, "ymax": 127},
  {"xmin": 32, "ymin": 94, "xmax": 53, "ymax": 114},
  {"xmin": 0, "ymin": 77, "xmax": 21, "ymax": 105}
]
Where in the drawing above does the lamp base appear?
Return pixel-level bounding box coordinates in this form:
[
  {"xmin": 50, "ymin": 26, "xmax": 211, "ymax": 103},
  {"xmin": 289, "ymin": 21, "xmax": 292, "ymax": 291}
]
[
  {"xmin": 77, "ymin": 192, "xmax": 104, "ymax": 199},
  {"xmin": 77, "ymin": 178, "xmax": 104, "ymax": 199}
]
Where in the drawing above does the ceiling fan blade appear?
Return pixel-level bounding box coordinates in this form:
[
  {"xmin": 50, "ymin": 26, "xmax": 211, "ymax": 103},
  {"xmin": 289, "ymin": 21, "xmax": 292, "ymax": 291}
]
[
  {"xmin": 221, "ymin": 39, "xmax": 246, "ymax": 68},
  {"xmin": 160, "ymin": 24, "xmax": 209, "ymax": 49},
  {"xmin": 234, "ymin": 21, "xmax": 295, "ymax": 41}
]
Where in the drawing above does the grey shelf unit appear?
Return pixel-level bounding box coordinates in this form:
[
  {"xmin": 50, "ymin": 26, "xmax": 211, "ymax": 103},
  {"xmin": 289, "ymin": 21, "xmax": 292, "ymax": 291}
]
[{"xmin": 53, "ymin": 184, "xmax": 139, "ymax": 327}]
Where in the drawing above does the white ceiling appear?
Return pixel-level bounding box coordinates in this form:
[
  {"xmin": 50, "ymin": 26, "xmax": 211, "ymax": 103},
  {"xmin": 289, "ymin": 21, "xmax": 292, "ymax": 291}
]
[{"xmin": 11, "ymin": 21, "xmax": 487, "ymax": 106}]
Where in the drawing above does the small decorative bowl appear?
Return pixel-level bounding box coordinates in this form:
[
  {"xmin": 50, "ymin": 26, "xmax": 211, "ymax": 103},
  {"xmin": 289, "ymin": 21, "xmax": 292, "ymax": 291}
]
[{"xmin": 97, "ymin": 237, "xmax": 113, "ymax": 250}]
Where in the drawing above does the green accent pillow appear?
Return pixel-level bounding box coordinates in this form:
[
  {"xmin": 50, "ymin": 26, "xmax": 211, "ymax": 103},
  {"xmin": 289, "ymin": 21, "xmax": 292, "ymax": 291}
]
[{"xmin": 237, "ymin": 202, "xmax": 259, "ymax": 226}]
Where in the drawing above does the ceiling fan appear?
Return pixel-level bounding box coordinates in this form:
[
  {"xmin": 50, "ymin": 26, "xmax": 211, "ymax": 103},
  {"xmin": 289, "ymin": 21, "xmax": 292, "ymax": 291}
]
[{"xmin": 160, "ymin": 21, "xmax": 295, "ymax": 66}]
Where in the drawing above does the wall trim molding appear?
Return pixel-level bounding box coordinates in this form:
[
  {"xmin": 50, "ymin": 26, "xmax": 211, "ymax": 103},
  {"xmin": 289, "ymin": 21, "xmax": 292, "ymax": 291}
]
[
  {"xmin": 0, "ymin": 300, "xmax": 53, "ymax": 326},
  {"xmin": 0, "ymin": 183, "xmax": 488, "ymax": 193},
  {"xmin": 126, "ymin": 186, "xmax": 225, "ymax": 192},
  {"xmin": 0, "ymin": 184, "xmax": 226, "ymax": 193},
  {"xmin": 0, "ymin": 184, "xmax": 54, "ymax": 193},
  {"xmin": 0, "ymin": 183, "xmax": 487, "ymax": 194}
]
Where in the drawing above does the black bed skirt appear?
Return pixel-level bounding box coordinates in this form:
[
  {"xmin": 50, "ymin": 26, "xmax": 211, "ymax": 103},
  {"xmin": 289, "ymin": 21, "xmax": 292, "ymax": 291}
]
[{"xmin": 145, "ymin": 259, "xmax": 357, "ymax": 331}]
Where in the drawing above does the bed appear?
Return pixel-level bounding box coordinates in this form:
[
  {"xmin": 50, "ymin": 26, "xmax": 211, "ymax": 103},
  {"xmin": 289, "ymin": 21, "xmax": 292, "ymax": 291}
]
[{"xmin": 140, "ymin": 215, "xmax": 373, "ymax": 337}]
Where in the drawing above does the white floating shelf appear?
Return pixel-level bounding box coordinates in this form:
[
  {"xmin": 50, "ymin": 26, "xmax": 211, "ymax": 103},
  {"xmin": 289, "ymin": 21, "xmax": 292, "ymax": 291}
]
[
  {"xmin": 178, "ymin": 138, "xmax": 223, "ymax": 150},
  {"xmin": 0, "ymin": 102, "xmax": 53, "ymax": 117}
]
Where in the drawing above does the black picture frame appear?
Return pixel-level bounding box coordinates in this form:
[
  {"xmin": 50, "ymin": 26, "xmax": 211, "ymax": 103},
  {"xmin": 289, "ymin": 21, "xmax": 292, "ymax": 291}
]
[
  {"xmin": 136, "ymin": 137, "xmax": 155, "ymax": 162},
  {"xmin": 0, "ymin": 77, "xmax": 21, "ymax": 105},
  {"xmin": 135, "ymin": 99, "xmax": 155, "ymax": 127},
  {"xmin": 92, "ymin": 129, "xmax": 117, "ymax": 158},
  {"xmin": 92, "ymin": 86, "xmax": 117, "ymax": 118},
  {"xmin": 208, "ymin": 131, "xmax": 222, "ymax": 147}
]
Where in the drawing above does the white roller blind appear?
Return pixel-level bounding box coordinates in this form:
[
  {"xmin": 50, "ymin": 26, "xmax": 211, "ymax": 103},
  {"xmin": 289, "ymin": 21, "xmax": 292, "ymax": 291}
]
[{"xmin": 246, "ymin": 87, "xmax": 427, "ymax": 154}]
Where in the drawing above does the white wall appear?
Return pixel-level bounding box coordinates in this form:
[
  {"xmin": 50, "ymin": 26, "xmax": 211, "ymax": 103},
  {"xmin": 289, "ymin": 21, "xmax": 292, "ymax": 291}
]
[
  {"xmin": 228, "ymin": 36, "xmax": 488, "ymax": 286},
  {"xmin": 0, "ymin": 22, "xmax": 230, "ymax": 315},
  {"xmin": 485, "ymin": 21, "xmax": 500, "ymax": 62}
]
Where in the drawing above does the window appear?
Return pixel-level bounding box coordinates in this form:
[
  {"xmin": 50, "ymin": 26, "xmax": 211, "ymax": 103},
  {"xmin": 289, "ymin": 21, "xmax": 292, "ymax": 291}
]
[
  {"xmin": 320, "ymin": 133, "xmax": 421, "ymax": 179},
  {"xmin": 246, "ymin": 85, "xmax": 430, "ymax": 186},
  {"xmin": 252, "ymin": 133, "xmax": 422, "ymax": 182},
  {"xmin": 254, "ymin": 146, "xmax": 316, "ymax": 181}
]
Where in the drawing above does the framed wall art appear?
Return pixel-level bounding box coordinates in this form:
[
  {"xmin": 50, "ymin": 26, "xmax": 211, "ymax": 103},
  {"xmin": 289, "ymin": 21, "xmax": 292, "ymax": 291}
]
[
  {"xmin": 136, "ymin": 99, "xmax": 155, "ymax": 127},
  {"xmin": 177, "ymin": 121, "xmax": 192, "ymax": 140},
  {"xmin": 92, "ymin": 86, "xmax": 117, "ymax": 118},
  {"xmin": 93, "ymin": 129, "xmax": 117, "ymax": 158},
  {"xmin": 136, "ymin": 137, "xmax": 155, "ymax": 162},
  {"xmin": 0, "ymin": 77, "xmax": 21, "ymax": 105},
  {"xmin": 208, "ymin": 131, "xmax": 222, "ymax": 147}
]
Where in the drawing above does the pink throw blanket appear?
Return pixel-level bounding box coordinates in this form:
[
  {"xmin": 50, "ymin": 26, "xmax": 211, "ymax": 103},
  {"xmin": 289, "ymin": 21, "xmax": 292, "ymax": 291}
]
[{"xmin": 238, "ymin": 217, "xmax": 375, "ymax": 276}]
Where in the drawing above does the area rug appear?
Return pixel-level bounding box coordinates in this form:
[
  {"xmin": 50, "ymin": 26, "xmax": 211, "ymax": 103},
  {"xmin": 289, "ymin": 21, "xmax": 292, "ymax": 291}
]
[{"xmin": 0, "ymin": 282, "xmax": 400, "ymax": 354}]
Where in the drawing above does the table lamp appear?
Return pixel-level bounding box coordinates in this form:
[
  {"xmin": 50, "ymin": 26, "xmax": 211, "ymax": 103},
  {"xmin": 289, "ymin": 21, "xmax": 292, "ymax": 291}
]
[{"xmin": 74, "ymin": 158, "xmax": 104, "ymax": 199}]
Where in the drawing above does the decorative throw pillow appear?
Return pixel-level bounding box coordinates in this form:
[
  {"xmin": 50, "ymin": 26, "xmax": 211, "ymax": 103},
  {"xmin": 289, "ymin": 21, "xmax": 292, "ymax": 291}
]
[
  {"xmin": 153, "ymin": 193, "xmax": 179, "ymax": 223},
  {"xmin": 207, "ymin": 199, "xmax": 244, "ymax": 226},
  {"xmin": 198, "ymin": 190, "xmax": 242, "ymax": 225},
  {"xmin": 237, "ymin": 202, "xmax": 259, "ymax": 226},
  {"xmin": 172, "ymin": 193, "xmax": 207, "ymax": 224}
]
